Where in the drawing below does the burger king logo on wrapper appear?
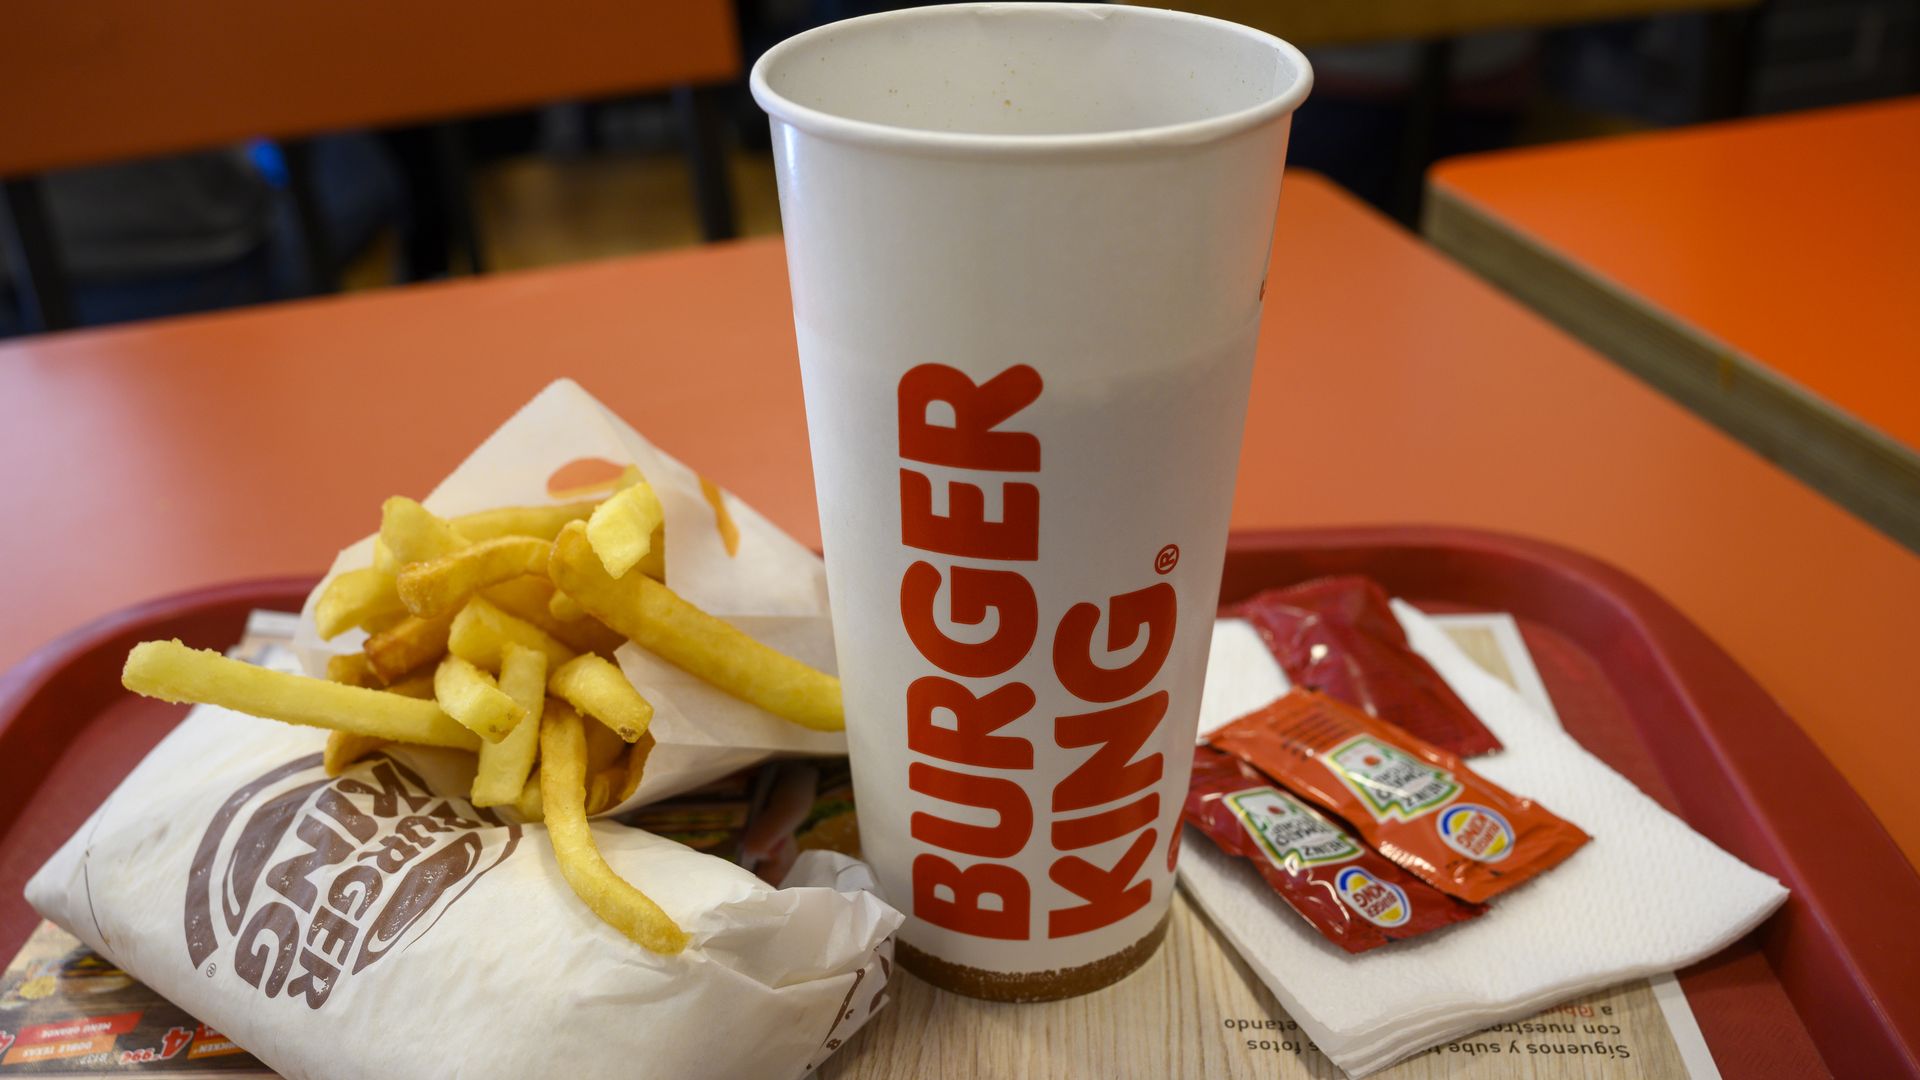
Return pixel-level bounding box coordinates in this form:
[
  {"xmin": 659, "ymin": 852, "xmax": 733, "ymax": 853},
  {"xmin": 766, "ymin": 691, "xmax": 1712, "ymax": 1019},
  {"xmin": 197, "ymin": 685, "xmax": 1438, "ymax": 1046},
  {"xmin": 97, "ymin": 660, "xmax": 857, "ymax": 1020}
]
[
  {"xmin": 1333, "ymin": 866, "xmax": 1412, "ymax": 928},
  {"xmin": 183, "ymin": 753, "xmax": 520, "ymax": 1009},
  {"xmin": 1437, "ymin": 803, "xmax": 1515, "ymax": 863}
]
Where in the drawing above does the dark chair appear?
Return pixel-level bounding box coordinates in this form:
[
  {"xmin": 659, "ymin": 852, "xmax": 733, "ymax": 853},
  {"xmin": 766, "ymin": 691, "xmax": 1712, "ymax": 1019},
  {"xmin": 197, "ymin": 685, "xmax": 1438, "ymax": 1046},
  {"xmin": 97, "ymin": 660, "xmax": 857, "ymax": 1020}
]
[{"xmin": 0, "ymin": 0, "xmax": 743, "ymax": 332}]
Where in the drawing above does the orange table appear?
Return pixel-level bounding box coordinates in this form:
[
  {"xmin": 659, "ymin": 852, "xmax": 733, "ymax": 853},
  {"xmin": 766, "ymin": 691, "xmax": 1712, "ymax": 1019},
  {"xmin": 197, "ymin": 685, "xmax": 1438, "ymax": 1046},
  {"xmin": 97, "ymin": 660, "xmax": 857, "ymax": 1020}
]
[
  {"xmin": 4, "ymin": 171, "xmax": 1916, "ymax": 872},
  {"xmin": 1426, "ymin": 98, "xmax": 1920, "ymax": 551}
]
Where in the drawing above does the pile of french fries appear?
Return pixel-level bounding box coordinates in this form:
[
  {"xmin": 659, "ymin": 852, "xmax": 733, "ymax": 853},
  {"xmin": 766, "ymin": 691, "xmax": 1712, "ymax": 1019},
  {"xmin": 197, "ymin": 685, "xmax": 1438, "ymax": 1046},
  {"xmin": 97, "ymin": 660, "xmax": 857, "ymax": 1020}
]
[{"xmin": 121, "ymin": 470, "xmax": 842, "ymax": 955}]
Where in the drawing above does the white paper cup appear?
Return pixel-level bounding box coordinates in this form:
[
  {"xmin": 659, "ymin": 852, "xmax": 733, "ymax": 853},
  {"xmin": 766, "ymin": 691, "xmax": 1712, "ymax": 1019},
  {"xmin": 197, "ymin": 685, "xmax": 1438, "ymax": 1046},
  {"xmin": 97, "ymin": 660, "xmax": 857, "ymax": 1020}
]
[{"xmin": 753, "ymin": 2, "xmax": 1310, "ymax": 1000}]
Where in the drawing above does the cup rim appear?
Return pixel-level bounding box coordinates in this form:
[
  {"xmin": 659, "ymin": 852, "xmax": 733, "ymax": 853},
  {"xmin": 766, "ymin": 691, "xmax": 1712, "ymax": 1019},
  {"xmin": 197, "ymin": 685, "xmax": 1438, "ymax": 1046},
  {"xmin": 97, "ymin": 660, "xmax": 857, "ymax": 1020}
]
[{"xmin": 749, "ymin": 2, "xmax": 1313, "ymax": 157}]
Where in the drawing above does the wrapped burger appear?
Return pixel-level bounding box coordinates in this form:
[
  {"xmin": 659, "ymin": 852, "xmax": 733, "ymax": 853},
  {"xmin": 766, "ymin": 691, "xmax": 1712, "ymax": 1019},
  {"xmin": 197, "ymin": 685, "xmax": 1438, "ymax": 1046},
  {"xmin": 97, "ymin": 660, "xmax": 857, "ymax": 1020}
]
[{"xmin": 26, "ymin": 695, "xmax": 900, "ymax": 1079}]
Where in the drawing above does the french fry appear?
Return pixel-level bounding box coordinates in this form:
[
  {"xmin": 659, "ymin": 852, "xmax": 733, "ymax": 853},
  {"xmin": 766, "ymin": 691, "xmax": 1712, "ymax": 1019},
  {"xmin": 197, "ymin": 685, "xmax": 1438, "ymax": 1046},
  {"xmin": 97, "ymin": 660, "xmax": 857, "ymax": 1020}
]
[
  {"xmin": 327, "ymin": 656, "xmax": 426, "ymax": 777},
  {"xmin": 472, "ymin": 645, "xmax": 547, "ymax": 808},
  {"xmin": 358, "ymin": 610, "xmax": 410, "ymax": 636},
  {"xmin": 548, "ymin": 589, "xmax": 588, "ymax": 622},
  {"xmin": 585, "ymin": 769, "xmax": 614, "ymax": 816},
  {"xmin": 585, "ymin": 734, "xmax": 654, "ymax": 814},
  {"xmin": 607, "ymin": 733, "xmax": 653, "ymax": 809},
  {"xmin": 483, "ymin": 574, "xmax": 559, "ymax": 617},
  {"xmin": 540, "ymin": 705, "xmax": 687, "ymax": 953},
  {"xmin": 434, "ymin": 654, "xmax": 527, "ymax": 743},
  {"xmin": 364, "ymin": 611, "xmax": 457, "ymax": 684},
  {"xmin": 584, "ymin": 713, "xmax": 627, "ymax": 774},
  {"xmin": 324, "ymin": 731, "xmax": 388, "ymax": 776},
  {"xmin": 123, "ymin": 640, "xmax": 480, "ymax": 750},
  {"xmin": 448, "ymin": 596, "xmax": 576, "ymax": 672},
  {"xmin": 537, "ymin": 733, "xmax": 655, "ymax": 814},
  {"xmin": 314, "ymin": 567, "xmax": 406, "ymax": 640},
  {"xmin": 514, "ymin": 772, "xmax": 544, "ymax": 821},
  {"xmin": 452, "ymin": 501, "xmax": 598, "ymax": 543},
  {"xmin": 385, "ymin": 671, "xmax": 437, "ymax": 699},
  {"xmin": 549, "ymin": 653, "xmax": 652, "ymax": 742},
  {"xmin": 397, "ymin": 536, "xmax": 552, "ymax": 618},
  {"xmin": 586, "ymin": 482, "xmax": 664, "ymax": 579},
  {"xmin": 380, "ymin": 496, "xmax": 468, "ymax": 564},
  {"xmin": 550, "ymin": 522, "xmax": 843, "ymax": 731},
  {"xmin": 635, "ymin": 528, "xmax": 666, "ymax": 582},
  {"xmin": 325, "ymin": 652, "xmax": 378, "ymax": 688},
  {"xmin": 372, "ymin": 537, "xmax": 402, "ymax": 576},
  {"xmin": 572, "ymin": 527, "xmax": 664, "ymax": 585},
  {"xmin": 485, "ymin": 577, "xmax": 626, "ymax": 656}
]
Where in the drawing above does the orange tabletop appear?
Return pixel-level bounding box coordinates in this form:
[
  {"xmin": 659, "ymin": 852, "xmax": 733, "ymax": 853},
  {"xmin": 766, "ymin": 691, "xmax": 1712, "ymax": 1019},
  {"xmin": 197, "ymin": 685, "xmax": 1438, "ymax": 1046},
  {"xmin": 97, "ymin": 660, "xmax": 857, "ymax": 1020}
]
[
  {"xmin": 1427, "ymin": 98, "xmax": 1920, "ymax": 549},
  {"xmin": 4, "ymin": 171, "xmax": 1917, "ymax": 869}
]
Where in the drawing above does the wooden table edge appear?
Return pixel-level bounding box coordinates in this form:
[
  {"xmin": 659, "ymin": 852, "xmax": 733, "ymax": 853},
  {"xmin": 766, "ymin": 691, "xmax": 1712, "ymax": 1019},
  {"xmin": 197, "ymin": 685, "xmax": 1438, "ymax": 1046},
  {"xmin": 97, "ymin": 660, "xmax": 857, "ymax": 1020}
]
[{"xmin": 1421, "ymin": 181, "xmax": 1920, "ymax": 554}]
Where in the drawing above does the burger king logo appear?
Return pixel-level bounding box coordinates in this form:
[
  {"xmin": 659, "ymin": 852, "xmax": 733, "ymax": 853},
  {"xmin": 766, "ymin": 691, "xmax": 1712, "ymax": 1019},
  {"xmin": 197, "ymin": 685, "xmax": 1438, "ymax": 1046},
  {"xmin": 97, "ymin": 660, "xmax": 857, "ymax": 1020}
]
[
  {"xmin": 183, "ymin": 753, "xmax": 519, "ymax": 1010},
  {"xmin": 1334, "ymin": 867, "xmax": 1411, "ymax": 928},
  {"xmin": 1437, "ymin": 803, "xmax": 1514, "ymax": 862}
]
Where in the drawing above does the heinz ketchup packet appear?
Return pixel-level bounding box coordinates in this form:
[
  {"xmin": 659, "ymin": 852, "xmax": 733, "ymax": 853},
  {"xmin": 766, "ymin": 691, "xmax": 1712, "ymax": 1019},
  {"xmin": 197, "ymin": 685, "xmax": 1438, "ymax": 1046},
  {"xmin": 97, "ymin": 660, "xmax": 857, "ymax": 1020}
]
[
  {"xmin": 1185, "ymin": 748, "xmax": 1482, "ymax": 953},
  {"xmin": 1209, "ymin": 690, "xmax": 1588, "ymax": 903},
  {"xmin": 1183, "ymin": 611, "xmax": 1787, "ymax": 1076},
  {"xmin": 1228, "ymin": 577, "xmax": 1501, "ymax": 757}
]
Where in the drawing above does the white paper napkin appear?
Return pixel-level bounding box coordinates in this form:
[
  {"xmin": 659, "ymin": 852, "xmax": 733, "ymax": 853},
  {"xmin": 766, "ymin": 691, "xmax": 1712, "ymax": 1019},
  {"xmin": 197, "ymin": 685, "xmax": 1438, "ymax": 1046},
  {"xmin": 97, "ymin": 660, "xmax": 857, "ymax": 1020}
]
[{"xmin": 1179, "ymin": 603, "xmax": 1788, "ymax": 1077}]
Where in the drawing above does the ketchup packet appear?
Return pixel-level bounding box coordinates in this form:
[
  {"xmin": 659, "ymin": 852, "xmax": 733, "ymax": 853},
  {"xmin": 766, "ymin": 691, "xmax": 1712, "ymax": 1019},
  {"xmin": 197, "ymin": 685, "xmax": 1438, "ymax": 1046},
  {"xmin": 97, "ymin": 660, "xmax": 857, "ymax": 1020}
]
[
  {"xmin": 1185, "ymin": 747, "xmax": 1483, "ymax": 953},
  {"xmin": 1228, "ymin": 577, "xmax": 1502, "ymax": 757},
  {"xmin": 1209, "ymin": 690, "xmax": 1588, "ymax": 903}
]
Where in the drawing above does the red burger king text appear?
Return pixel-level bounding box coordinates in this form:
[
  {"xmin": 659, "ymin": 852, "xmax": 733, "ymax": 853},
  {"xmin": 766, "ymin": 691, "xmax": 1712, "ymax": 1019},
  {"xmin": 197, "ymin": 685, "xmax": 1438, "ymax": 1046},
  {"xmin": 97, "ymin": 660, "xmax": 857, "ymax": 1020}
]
[{"xmin": 897, "ymin": 363, "xmax": 1176, "ymax": 941}]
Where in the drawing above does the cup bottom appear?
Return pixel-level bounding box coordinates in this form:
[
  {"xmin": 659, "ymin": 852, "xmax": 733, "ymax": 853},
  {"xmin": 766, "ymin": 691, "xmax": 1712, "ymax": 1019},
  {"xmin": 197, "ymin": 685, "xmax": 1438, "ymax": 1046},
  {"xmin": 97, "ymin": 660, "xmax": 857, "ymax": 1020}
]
[{"xmin": 896, "ymin": 912, "xmax": 1172, "ymax": 1002}]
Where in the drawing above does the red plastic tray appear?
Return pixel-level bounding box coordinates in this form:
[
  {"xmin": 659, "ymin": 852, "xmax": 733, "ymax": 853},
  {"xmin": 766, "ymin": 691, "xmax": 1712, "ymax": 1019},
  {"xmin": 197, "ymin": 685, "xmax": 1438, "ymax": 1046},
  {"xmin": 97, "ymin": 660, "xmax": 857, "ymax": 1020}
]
[{"xmin": 2, "ymin": 529, "xmax": 1915, "ymax": 1079}]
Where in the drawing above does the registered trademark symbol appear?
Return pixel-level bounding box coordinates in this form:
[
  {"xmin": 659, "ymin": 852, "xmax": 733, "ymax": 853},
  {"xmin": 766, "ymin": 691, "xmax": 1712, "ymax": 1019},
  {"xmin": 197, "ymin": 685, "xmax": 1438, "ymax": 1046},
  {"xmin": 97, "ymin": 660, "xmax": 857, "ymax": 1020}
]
[
  {"xmin": 1154, "ymin": 544, "xmax": 1180, "ymax": 574},
  {"xmin": 204, "ymin": 963, "xmax": 216, "ymax": 978}
]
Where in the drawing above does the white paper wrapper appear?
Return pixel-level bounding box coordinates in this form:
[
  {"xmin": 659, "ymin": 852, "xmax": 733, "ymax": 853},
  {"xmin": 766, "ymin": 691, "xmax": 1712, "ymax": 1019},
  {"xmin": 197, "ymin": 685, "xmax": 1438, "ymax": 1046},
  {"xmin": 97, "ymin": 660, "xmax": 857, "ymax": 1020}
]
[
  {"xmin": 26, "ymin": 700, "xmax": 900, "ymax": 1080},
  {"xmin": 291, "ymin": 379, "xmax": 845, "ymax": 811}
]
